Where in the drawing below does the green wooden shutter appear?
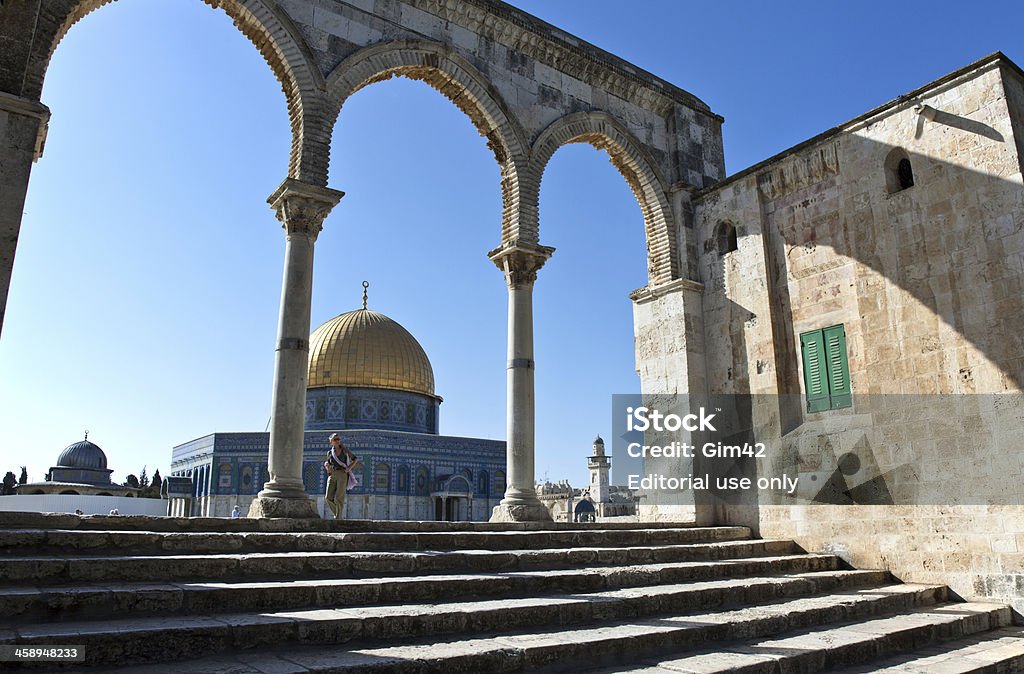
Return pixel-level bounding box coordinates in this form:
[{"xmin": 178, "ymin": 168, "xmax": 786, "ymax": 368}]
[
  {"xmin": 800, "ymin": 330, "xmax": 830, "ymax": 413},
  {"xmin": 823, "ymin": 324, "xmax": 852, "ymax": 409}
]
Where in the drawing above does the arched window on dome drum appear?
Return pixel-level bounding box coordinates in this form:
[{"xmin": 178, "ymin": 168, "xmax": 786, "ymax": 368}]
[
  {"xmin": 374, "ymin": 463, "xmax": 390, "ymax": 492},
  {"xmin": 478, "ymin": 470, "xmax": 489, "ymax": 496},
  {"xmin": 494, "ymin": 470, "xmax": 506, "ymax": 497},
  {"xmin": 396, "ymin": 465, "xmax": 410, "ymax": 494}
]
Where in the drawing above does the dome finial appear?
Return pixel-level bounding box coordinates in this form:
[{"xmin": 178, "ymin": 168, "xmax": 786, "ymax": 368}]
[
  {"xmin": 84, "ymin": 429, "xmax": 89, "ymax": 441},
  {"xmin": 362, "ymin": 281, "xmax": 369, "ymax": 310}
]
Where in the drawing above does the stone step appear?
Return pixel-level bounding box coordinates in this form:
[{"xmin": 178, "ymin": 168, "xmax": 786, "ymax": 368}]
[
  {"xmin": 0, "ymin": 538, "xmax": 799, "ymax": 585},
  {"xmin": 85, "ymin": 583, "xmax": 951, "ymax": 672},
  {"xmin": 0, "ymin": 553, "xmax": 841, "ymax": 624},
  {"xmin": 0, "ymin": 512, "xmax": 700, "ymax": 533},
  {"xmin": 0, "ymin": 526, "xmax": 751, "ymax": 556},
  {"xmin": 833, "ymin": 626, "xmax": 1024, "ymax": 673},
  {"xmin": 582, "ymin": 602, "xmax": 1014, "ymax": 673},
  {"xmin": 4, "ymin": 571, "xmax": 896, "ymax": 667}
]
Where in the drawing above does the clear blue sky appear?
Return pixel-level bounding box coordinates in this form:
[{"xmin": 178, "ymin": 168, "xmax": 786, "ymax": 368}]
[{"xmin": 1, "ymin": 0, "xmax": 1021, "ymax": 488}]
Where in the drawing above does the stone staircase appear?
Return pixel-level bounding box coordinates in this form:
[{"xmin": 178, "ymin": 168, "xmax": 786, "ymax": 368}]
[{"xmin": 0, "ymin": 512, "xmax": 1022, "ymax": 672}]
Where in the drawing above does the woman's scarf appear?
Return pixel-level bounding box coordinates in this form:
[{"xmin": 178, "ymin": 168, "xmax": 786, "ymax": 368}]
[{"xmin": 330, "ymin": 446, "xmax": 361, "ymax": 491}]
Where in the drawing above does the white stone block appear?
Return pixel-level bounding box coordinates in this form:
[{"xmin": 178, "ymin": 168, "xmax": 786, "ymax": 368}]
[{"xmin": 400, "ymin": 5, "xmax": 443, "ymax": 38}]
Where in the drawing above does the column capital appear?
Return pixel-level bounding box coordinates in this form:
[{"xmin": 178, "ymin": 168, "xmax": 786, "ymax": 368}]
[
  {"xmin": 629, "ymin": 278, "xmax": 705, "ymax": 304},
  {"xmin": 487, "ymin": 240, "xmax": 555, "ymax": 287},
  {"xmin": 0, "ymin": 92, "xmax": 50, "ymax": 162},
  {"xmin": 267, "ymin": 178, "xmax": 344, "ymax": 240}
]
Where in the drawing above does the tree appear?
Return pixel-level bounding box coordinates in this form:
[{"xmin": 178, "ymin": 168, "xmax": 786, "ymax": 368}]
[
  {"xmin": 139, "ymin": 467, "xmax": 149, "ymax": 490},
  {"xmin": 148, "ymin": 470, "xmax": 162, "ymax": 498},
  {"xmin": 2, "ymin": 472, "xmax": 16, "ymax": 495},
  {"xmin": 125, "ymin": 474, "xmax": 140, "ymax": 489},
  {"xmin": 18, "ymin": 466, "xmax": 27, "ymax": 485}
]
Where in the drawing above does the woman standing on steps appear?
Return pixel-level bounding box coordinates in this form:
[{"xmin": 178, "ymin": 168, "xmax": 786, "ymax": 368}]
[{"xmin": 324, "ymin": 433, "xmax": 361, "ymax": 519}]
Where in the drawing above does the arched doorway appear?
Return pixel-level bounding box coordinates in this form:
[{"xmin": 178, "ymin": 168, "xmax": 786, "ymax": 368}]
[
  {"xmin": 431, "ymin": 474, "xmax": 473, "ymax": 522},
  {"xmin": 573, "ymin": 499, "xmax": 596, "ymax": 523}
]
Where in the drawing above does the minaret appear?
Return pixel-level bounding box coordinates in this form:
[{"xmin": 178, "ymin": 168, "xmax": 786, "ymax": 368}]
[{"xmin": 588, "ymin": 435, "xmax": 610, "ymax": 504}]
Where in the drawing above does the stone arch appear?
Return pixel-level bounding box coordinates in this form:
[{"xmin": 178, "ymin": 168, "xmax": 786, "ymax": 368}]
[
  {"xmin": 23, "ymin": 0, "xmax": 328, "ymax": 183},
  {"xmin": 529, "ymin": 111, "xmax": 677, "ymax": 285},
  {"xmin": 325, "ymin": 40, "xmax": 529, "ymax": 242}
]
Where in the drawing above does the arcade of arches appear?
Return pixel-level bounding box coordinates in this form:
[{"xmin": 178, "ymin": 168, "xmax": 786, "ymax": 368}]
[{"xmin": 0, "ymin": 0, "xmax": 724, "ymax": 522}]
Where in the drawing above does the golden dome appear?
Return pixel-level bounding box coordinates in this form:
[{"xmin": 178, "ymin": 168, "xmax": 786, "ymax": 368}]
[{"xmin": 307, "ymin": 308, "xmax": 437, "ymax": 398}]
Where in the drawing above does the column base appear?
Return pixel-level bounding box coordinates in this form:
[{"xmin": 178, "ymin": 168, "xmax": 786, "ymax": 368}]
[
  {"xmin": 247, "ymin": 495, "xmax": 318, "ymax": 519},
  {"xmin": 489, "ymin": 502, "xmax": 553, "ymax": 523}
]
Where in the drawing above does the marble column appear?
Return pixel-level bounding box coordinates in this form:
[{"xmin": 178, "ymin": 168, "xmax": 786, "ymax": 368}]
[
  {"xmin": 488, "ymin": 241, "xmax": 555, "ymax": 522},
  {"xmin": 0, "ymin": 92, "xmax": 49, "ymax": 338},
  {"xmin": 249, "ymin": 179, "xmax": 343, "ymax": 519}
]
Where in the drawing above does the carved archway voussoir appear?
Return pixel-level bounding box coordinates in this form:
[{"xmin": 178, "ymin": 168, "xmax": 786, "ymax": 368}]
[
  {"xmin": 324, "ymin": 40, "xmax": 531, "ymax": 246},
  {"xmin": 529, "ymin": 111, "xmax": 678, "ymax": 284},
  {"xmin": 324, "ymin": 41, "xmax": 528, "ymax": 164},
  {"xmin": 31, "ymin": 0, "xmax": 324, "ymax": 184}
]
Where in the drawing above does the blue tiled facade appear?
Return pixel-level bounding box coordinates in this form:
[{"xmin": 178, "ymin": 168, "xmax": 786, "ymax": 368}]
[
  {"xmin": 171, "ymin": 415, "xmax": 506, "ymax": 520},
  {"xmin": 172, "ymin": 430, "xmax": 505, "ymax": 499}
]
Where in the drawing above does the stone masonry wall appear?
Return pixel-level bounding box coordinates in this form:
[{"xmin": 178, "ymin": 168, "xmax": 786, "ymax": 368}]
[{"xmin": 682, "ymin": 56, "xmax": 1024, "ymax": 614}]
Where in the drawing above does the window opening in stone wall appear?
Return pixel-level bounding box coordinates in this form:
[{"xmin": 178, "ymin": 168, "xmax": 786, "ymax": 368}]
[
  {"xmin": 885, "ymin": 148, "xmax": 915, "ymax": 193},
  {"xmin": 800, "ymin": 324, "xmax": 852, "ymax": 412},
  {"xmin": 717, "ymin": 222, "xmax": 738, "ymax": 255},
  {"xmin": 897, "ymin": 158, "xmax": 915, "ymax": 190}
]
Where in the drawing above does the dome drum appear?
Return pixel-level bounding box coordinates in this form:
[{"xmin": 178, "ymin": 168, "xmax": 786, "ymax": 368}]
[{"xmin": 305, "ymin": 386, "xmax": 439, "ymax": 434}]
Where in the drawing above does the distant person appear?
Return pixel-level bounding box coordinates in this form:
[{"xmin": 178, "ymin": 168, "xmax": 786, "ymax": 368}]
[
  {"xmin": 231, "ymin": 505, "xmax": 240, "ymax": 519},
  {"xmin": 74, "ymin": 508, "xmax": 83, "ymax": 516},
  {"xmin": 324, "ymin": 433, "xmax": 361, "ymax": 519},
  {"xmin": 108, "ymin": 508, "xmax": 119, "ymax": 516}
]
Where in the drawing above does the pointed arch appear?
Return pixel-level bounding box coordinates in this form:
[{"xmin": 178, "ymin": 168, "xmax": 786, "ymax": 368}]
[
  {"xmin": 325, "ymin": 40, "xmax": 529, "ymax": 243},
  {"xmin": 529, "ymin": 111, "xmax": 677, "ymax": 285},
  {"xmin": 23, "ymin": 0, "xmax": 328, "ymax": 183}
]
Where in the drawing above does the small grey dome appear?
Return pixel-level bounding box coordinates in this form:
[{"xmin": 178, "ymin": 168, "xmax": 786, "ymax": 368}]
[
  {"xmin": 56, "ymin": 439, "xmax": 108, "ymax": 470},
  {"xmin": 594, "ymin": 435, "xmax": 604, "ymax": 445}
]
